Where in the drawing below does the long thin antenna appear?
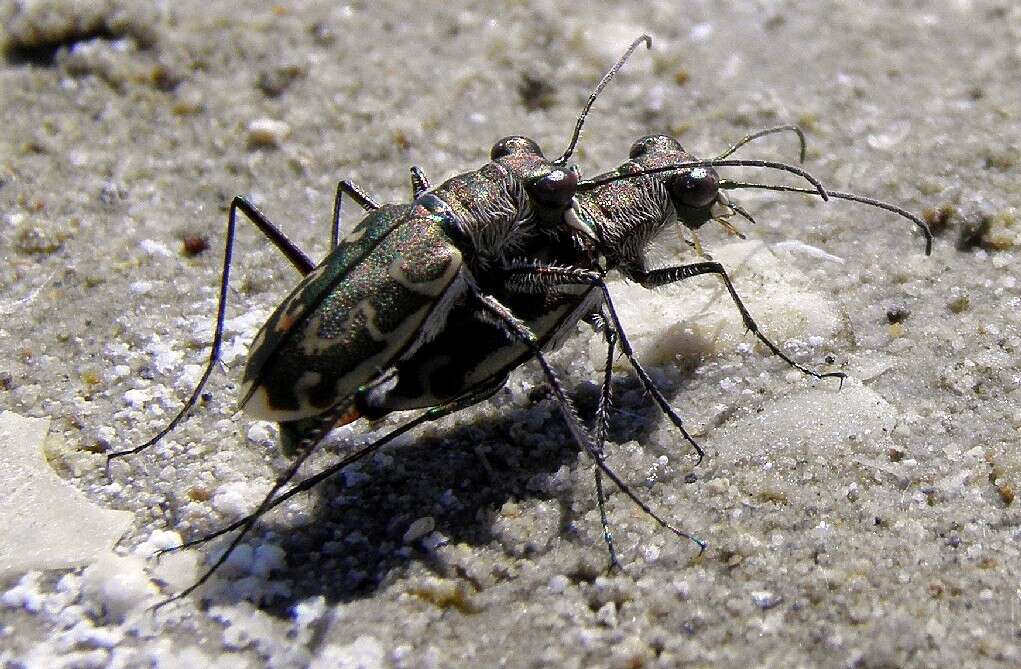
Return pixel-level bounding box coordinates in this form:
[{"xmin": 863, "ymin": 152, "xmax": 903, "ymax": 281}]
[
  {"xmin": 556, "ymin": 35, "xmax": 652, "ymax": 165},
  {"xmin": 713, "ymin": 124, "xmax": 807, "ymax": 163},
  {"xmin": 719, "ymin": 180, "xmax": 933, "ymax": 255},
  {"xmin": 577, "ymin": 158, "xmax": 831, "ymax": 201}
]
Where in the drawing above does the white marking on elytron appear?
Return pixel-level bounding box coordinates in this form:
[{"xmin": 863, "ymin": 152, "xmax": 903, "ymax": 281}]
[
  {"xmin": 318, "ymin": 302, "xmax": 433, "ymax": 409},
  {"xmin": 276, "ymin": 296, "xmax": 446, "ymax": 421},
  {"xmin": 241, "ymin": 238, "xmax": 462, "ymax": 422},
  {"xmin": 299, "ymin": 311, "xmax": 328, "ymax": 357},
  {"xmin": 387, "ymin": 251, "xmax": 458, "ymax": 296},
  {"xmin": 241, "ymin": 370, "xmax": 323, "ymax": 421},
  {"xmin": 298, "ymin": 299, "xmax": 389, "ymax": 359}
]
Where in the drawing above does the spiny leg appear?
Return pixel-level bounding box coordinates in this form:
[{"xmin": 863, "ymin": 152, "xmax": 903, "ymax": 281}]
[
  {"xmin": 584, "ymin": 310, "xmax": 620, "ymax": 570},
  {"xmin": 331, "ymin": 180, "xmax": 380, "ymax": 250},
  {"xmin": 633, "ymin": 262, "xmax": 845, "ymax": 384},
  {"xmin": 409, "ymin": 166, "xmax": 431, "ymax": 197},
  {"xmin": 154, "ymin": 381, "xmax": 507, "ymax": 578},
  {"xmin": 505, "ymin": 265, "xmax": 705, "ymax": 464},
  {"xmin": 106, "ymin": 197, "xmax": 316, "ymax": 471},
  {"xmin": 472, "ymin": 290, "xmax": 706, "ymax": 553},
  {"xmin": 514, "ymin": 261, "xmax": 844, "ymax": 383},
  {"xmin": 506, "ymin": 261, "xmax": 844, "ymax": 465}
]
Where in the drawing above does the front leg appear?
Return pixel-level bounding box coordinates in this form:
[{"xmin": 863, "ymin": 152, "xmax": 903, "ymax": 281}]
[
  {"xmin": 632, "ymin": 262, "xmax": 845, "ymax": 383},
  {"xmin": 505, "ymin": 264, "xmax": 705, "ymax": 463},
  {"xmin": 470, "ymin": 288, "xmax": 705, "ymax": 553}
]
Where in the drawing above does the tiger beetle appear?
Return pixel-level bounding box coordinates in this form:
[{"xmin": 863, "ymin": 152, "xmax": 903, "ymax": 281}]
[
  {"xmin": 208, "ymin": 131, "xmax": 933, "ymax": 574},
  {"xmin": 110, "ymin": 36, "xmax": 932, "ymax": 604}
]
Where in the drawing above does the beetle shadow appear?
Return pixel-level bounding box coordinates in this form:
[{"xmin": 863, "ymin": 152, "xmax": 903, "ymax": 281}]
[
  {"xmin": 239, "ymin": 401, "xmax": 586, "ymax": 614},
  {"xmin": 220, "ymin": 370, "xmax": 702, "ymax": 616},
  {"xmin": 573, "ymin": 362, "xmax": 705, "ymax": 449}
]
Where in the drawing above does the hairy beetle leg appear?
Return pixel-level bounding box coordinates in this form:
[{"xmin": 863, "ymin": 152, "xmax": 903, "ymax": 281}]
[
  {"xmin": 151, "ymin": 381, "xmax": 506, "ymax": 607},
  {"xmin": 506, "ymin": 264, "xmax": 706, "ymax": 464},
  {"xmin": 590, "ymin": 309, "xmax": 621, "ymax": 571},
  {"xmin": 473, "ymin": 290, "xmax": 706, "ymax": 555}
]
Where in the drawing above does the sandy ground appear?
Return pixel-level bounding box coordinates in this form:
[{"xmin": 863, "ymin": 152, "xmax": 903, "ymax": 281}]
[{"xmin": 1, "ymin": 1, "xmax": 1020, "ymax": 667}]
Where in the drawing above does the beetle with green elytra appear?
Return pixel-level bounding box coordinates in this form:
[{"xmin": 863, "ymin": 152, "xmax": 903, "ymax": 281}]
[
  {"xmin": 149, "ymin": 119, "xmax": 933, "ymax": 601},
  {"xmin": 202, "ymin": 129, "xmax": 933, "ymax": 575},
  {"xmin": 110, "ymin": 35, "xmax": 822, "ymax": 468},
  {"xmin": 115, "ymin": 36, "xmax": 932, "ymax": 604},
  {"xmin": 109, "ymin": 37, "xmax": 661, "ymax": 603}
]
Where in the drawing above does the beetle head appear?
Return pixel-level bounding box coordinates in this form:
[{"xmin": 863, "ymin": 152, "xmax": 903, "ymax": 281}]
[
  {"xmin": 628, "ymin": 134, "xmax": 721, "ymax": 230},
  {"xmin": 491, "ymin": 135, "xmax": 578, "ymax": 211}
]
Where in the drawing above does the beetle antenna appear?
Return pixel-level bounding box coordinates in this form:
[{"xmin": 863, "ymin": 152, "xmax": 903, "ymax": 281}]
[
  {"xmin": 719, "ymin": 180, "xmax": 933, "ymax": 255},
  {"xmin": 578, "ymin": 158, "xmax": 831, "ymax": 202},
  {"xmin": 557, "ymin": 34, "xmax": 652, "ymax": 165},
  {"xmin": 712, "ymin": 124, "xmax": 807, "ymax": 163}
]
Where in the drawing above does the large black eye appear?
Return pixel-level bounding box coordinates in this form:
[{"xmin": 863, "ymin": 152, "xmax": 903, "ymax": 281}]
[
  {"xmin": 528, "ymin": 167, "xmax": 578, "ymax": 209},
  {"xmin": 670, "ymin": 167, "xmax": 719, "ymax": 209},
  {"xmin": 491, "ymin": 136, "xmax": 543, "ymax": 160},
  {"xmin": 628, "ymin": 134, "xmax": 683, "ymax": 160}
]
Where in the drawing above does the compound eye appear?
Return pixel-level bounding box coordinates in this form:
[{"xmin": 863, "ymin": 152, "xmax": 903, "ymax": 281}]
[
  {"xmin": 491, "ymin": 136, "xmax": 543, "ymax": 160},
  {"xmin": 529, "ymin": 167, "xmax": 578, "ymax": 209},
  {"xmin": 628, "ymin": 134, "xmax": 683, "ymax": 160},
  {"xmin": 671, "ymin": 167, "xmax": 719, "ymax": 209}
]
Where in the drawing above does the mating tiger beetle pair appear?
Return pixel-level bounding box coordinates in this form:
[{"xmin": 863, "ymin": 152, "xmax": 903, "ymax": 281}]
[{"xmin": 108, "ymin": 36, "xmax": 933, "ymax": 604}]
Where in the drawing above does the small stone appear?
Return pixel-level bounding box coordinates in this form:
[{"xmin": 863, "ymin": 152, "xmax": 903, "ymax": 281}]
[
  {"xmin": 751, "ymin": 590, "xmax": 784, "ymax": 609},
  {"xmin": 246, "ymin": 118, "xmax": 291, "ymax": 148},
  {"xmin": 595, "ymin": 601, "xmax": 618, "ymax": 627}
]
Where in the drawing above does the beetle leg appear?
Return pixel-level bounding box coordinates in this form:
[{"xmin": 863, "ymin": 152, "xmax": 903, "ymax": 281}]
[
  {"xmin": 633, "ymin": 262, "xmax": 846, "ymax": 385},
  {"xmin": 331, "ymin": 180, "xmax": 380, "ymax": 251},
  {"xmin": 152, "ymin": 396, "xmax": 357, "ymax": 608},
  {"xmin": 152, "ymin": 380, "xmax": 508, "ymax": 605},
  {"xmin": 472, "ymin": 290, "xmax": 706, "ymax": 554},
  {"xmin": 409, "ymin": 166, "xmax": 431, "ymax": 197},
  {"xmin": 504, "ymin": 264, "xmax": 706, "ymax": 464},
  {"xmin": 235, "ymin": 195, "xmax": 316, "ymax": 274},
  {"xmin": 584, "ymin": 309, "xmax": 621, "ymax": 571},
  {"xmin": 106, "ymin": 196, "xmax": 316, "ymax": 473}
]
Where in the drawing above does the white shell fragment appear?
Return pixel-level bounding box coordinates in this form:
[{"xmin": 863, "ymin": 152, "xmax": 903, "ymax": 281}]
[
  {"xmin": 597, "ymin": 240, "xmax": 841, "ymax": 369},
  {"xmin": 0, "ymin": 412, "xmax": 134, "ymax": 580}
]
